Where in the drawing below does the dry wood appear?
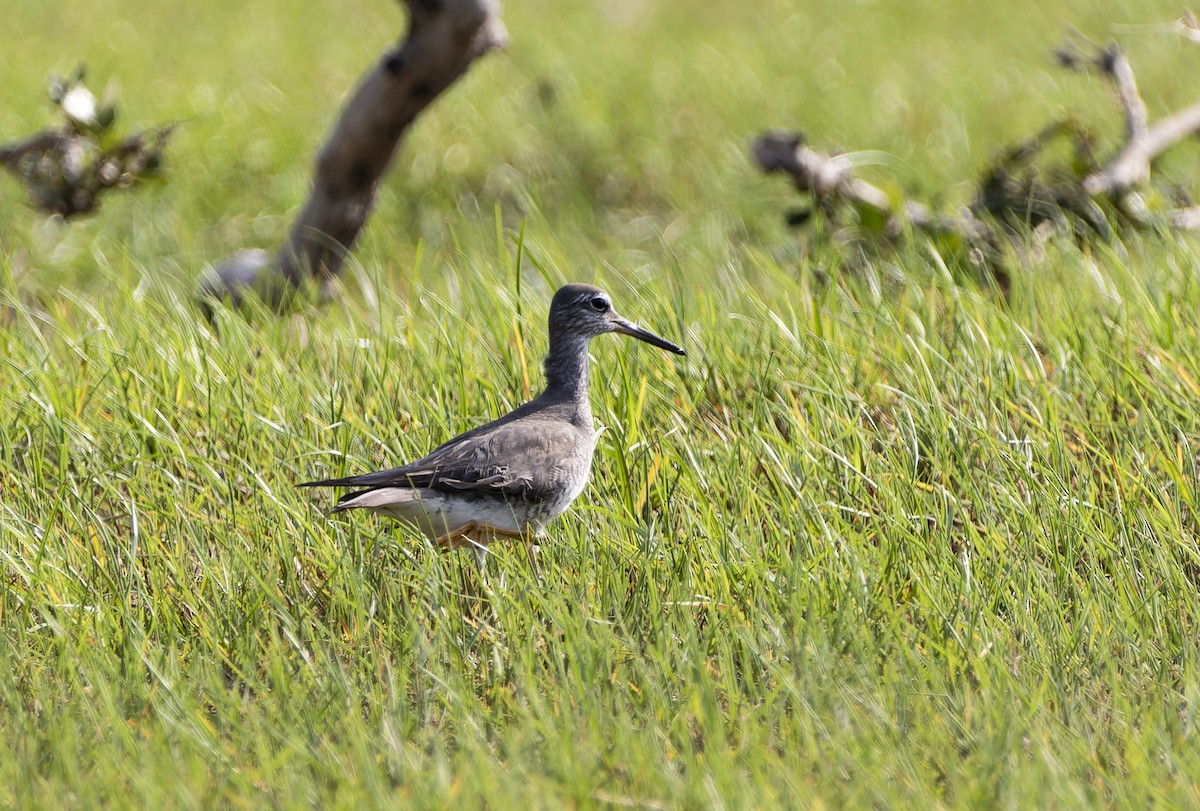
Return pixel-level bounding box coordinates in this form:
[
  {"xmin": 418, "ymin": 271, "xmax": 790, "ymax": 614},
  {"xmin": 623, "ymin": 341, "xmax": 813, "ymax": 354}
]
[
  {"xmin": 200, "ymin": 0, "xmax": 506, "ymax": 310},
  {"xmin": 0, "ymin": 131, "xmax": 69, "ymax": 164},
  {"xmin": 1167, "ymin": 205, "xmax": 1200, "ymax": 230},
  {"xmin": 1102, "ymin": 45, "xmax": 1148, "ymax": 142},
  {"xmin": 1176, "ymin": 9, "xmax": 1200, "ymax": 44},
  {"xmin": 1083, "ymin": 102, "xmax": 1200, "ymax": 197},
  {"xmin": 1056, "ymin": 36, "xmax": 1200, "ymax": 200},
  {"xmin": 1, "ymin": 125, "xmax": 172, "ymax": 218},
  {"xmin": 1056, "ymin": 40, "xmax": 1148, "ymax": 142},
  {"xmin": 755, "ymin": 20, "xmax": 1200, "ymax": 269},
  {"xmin": 751, "ymin": 130, "xmax": 956, "ymax": 236}
]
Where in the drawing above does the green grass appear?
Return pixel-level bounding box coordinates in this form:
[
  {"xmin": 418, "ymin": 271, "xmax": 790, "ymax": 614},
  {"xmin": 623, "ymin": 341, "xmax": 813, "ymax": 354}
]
[{"xmin": 3, "ymin": 0, "xmax": 1200, "ymax": 807}]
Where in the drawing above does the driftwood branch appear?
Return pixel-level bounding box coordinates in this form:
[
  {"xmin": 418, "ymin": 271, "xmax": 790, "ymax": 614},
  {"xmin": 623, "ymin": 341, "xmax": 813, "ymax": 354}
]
[
  {"xmin": 751, "ymin": 131, "xmax": 962, "ymax": 237},
  {"xmin": 754, "ymin": 18, "xmax": 1200, "ymax": 279},
  {"xmin": 1175, "ymin": 10, "xmax": 1200, "ymax": 44},
  {"xmin": 1083, "ymin": 102, "xmax": 1200, "ymax": 197},
  {"xmin": 1056, "ymin": 39, "xmax": 1148, "ymax": 142},
  {"xmin": 1055, "ymin": 36, "xmax": 1200, "ymax": 200},
  {"xmin": 200, "ymin": 0, "xmax": 506, "ymax": 311},
  {"xmin": 1105, "ymin": 46, "xmax": 1149, "ymax": 141}
]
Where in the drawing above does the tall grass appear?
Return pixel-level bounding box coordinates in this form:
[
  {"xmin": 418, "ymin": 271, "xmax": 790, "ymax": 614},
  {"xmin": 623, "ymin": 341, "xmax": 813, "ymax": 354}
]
[{"xmin": 3, "ymin": 0, "xmax": 1200, "ymax": 807}]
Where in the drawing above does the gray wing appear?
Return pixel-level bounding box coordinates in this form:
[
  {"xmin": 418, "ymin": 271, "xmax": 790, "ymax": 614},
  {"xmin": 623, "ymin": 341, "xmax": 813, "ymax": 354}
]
[{"xmin": 301, "ymin": 416, "xmax": 590, "ymax": 504}]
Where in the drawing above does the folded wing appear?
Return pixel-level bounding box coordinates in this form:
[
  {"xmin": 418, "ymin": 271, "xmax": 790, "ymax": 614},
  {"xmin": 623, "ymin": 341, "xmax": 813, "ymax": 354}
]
[{"xmin": 300, "ymin": 416, "xmax": 588, "ymax": 506}]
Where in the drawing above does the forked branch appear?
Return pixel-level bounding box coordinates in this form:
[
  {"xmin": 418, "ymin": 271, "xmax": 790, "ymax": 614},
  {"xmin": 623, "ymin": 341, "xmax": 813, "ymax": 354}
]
[{"xmin": 753, "ymin": 18, "xmax": 1200, "ymax": 279}]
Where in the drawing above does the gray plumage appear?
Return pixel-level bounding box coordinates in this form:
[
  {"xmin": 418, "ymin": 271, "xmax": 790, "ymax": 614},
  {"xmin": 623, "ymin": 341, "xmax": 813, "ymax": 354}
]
[{"xmin": 300, "ymin": 283, "xmax": 685, "ymax": 547}]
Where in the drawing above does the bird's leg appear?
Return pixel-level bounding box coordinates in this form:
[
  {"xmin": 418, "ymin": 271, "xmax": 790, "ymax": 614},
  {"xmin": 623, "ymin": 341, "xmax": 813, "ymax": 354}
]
[
  {"xmin": 531, "ymin": 543, "xmax": 544, "ymax": 586},
  {"xmin": 524, "ymin": 535, "xmax": 545, "ymax": 586},
  {"xmin": 476, "ymin": 524, "xmax": 527, "ymax": 541},
  {"xmin": 435, "ymin": 521, "xmax": 483, "ymax": 550},
  {"xmin": 436, "ymin": 522, "xmax": 526, "ymax": 549},
  {"xmin": 436, "ymin": 523, "xmax": 530, "ymax": 601}
]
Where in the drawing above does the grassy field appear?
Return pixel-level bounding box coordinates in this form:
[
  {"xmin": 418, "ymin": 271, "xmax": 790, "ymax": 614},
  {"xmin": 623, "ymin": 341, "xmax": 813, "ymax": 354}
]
[{"xmin": 3, "ymin": 0, "xmax": 1200, "ymax": 807}]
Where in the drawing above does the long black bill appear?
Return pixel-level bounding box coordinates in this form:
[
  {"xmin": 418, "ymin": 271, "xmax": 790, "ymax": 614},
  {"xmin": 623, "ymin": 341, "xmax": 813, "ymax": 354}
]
[{"xmin": 613, "ymin": 316, "xmax": 687, "ymax": 356}]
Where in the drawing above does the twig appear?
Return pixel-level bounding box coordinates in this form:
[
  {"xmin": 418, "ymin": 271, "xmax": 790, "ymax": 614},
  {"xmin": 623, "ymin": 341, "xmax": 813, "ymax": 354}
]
[
  {"xmin": 1167, "ymin": 206, "xmax": 1200, "ymax": 229},
  {"xmin": 1176, "ymin": 9, "xmax": 1200, "ymax": 44},
  {"xmin": 751, "ymin": 130, "xmax": 953, "ymax": 234},
  {"xmin": 1055, "ymin": 36, "xmax": 1200, "ymax": 201},
  {"xmin": 1056, "ymin": 39, "xmax": 1147, "ymax": 143},
  {"xmin": 754, "ymin": 16, "xmax": 1200, "ymax": 285},
  {"xmin": 1083, "ymin": 102, "xmax": 1200, "ymax": 197},
  {"xmin": 0, "ymin": 131, "xmax": 71, "ymax": 165},
  {"xmin": 1102, "ymin": 45, "xmax": 1149, "ymax": 142}
]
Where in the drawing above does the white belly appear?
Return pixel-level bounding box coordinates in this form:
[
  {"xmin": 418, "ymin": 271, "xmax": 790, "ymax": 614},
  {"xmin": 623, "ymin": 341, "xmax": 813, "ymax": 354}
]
[{"xmin": 338, "ymin": 487, "xmax": 525, "ymax": 539}]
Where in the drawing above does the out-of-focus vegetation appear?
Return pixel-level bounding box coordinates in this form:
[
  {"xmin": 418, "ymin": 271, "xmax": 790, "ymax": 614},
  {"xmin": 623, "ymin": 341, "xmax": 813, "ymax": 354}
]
[
  {"xmin": 2, "ymin": 1, "xmax": 1198, "ymax": 807},
  {"xmin": 0, "ymin": 65, "xmax": 172, "ymax": 218}
]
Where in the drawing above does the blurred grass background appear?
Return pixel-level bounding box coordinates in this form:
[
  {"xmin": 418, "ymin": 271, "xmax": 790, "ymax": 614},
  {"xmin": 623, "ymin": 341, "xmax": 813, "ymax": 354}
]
[
  {"xmin": 2, "ymin": 0, "xmax": 1200, "ymax": 807},
  {"xmin": 2, "ymin": 0, "xmax": 1191, "ymax": 293}
]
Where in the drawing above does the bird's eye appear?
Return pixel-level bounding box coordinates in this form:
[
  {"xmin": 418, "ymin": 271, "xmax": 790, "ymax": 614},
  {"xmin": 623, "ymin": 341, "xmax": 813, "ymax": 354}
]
[{"xmin": 589, "ymin": 297, "xmax": 609, "ymax": 313}]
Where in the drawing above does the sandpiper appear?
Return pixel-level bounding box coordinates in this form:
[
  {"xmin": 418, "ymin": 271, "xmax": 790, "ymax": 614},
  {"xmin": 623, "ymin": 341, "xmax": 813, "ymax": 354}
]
[{"xmin": 300, "ymin": 283, "xmax": 686, "ymax": 550}]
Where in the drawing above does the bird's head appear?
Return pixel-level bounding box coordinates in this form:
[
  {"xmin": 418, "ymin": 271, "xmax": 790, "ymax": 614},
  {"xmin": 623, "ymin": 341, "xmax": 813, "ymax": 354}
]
[{"xmin": 548, "ymin": 283, "xmax": 686, "ymax": 355}]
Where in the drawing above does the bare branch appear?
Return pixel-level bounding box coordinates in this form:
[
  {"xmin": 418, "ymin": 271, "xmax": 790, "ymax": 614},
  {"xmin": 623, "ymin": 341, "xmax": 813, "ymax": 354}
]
[
  {"xmin": 0, "ymin": 131, "xmax": 71, "ymax": 165},
  {"xmin": 1084, "ymin": 102, "xmax": 1200, "ymax": 197},
  {"xmin": 1101, "ymin": 45, "xmax": 1148, "ymax": 142},
  {"xmin": 1, "ymin": 123, "xmax": 172, "ymax": 218},
  {"xmin": 201, "ymin": 0, "xmax": 507, "ymax": 310},
  {"xmin": 751, "ymin": 130, "xmax": 951, "ymax": 234},
  {"xmin": 1167, "ymin": 206, "xmax": 1200, "ymax": 229},
  {"xmin": 1176, "ymin": 9, "xmax": 1200, "ymax": 44},
  {"xmin": 1056, "ymin": 39, "xmax": 1147, "ymax": 142}
]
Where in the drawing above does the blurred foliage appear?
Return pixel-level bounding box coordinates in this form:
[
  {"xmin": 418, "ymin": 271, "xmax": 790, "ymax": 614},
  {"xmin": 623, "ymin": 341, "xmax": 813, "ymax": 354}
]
[
  {"xmin": 2, "ymin": 1, "xmax": 1200, "ymax": 808},
  {"xmin": 0, "ymin": 65, "xmax": 172, "ymax": 218}
]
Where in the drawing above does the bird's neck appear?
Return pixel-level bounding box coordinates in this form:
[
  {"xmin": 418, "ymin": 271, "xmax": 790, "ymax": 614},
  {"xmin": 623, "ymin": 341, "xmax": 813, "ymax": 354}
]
[{"xmin": 542, "ymin": 332, "xmax": 592, "ymax": 410}]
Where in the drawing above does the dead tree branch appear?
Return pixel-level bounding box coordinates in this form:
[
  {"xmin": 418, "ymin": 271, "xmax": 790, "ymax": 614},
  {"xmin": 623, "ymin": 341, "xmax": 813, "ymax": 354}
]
[
  {"xmin": 1, "ymin": 125, "xmax": 172, "ymax": 218},
  {"xmin": 1083, "ymin": 102, "xmax": 1200, "ymax": 197},
  {"xmin": 1056, "ymin": 36, "xmax": 1200, "ymax": 200},
  {"xmin": 1106, "ymin": 46, "xmax": 1149, "ymax": 141},
  {"xmin": 1168, "ymin": 205, "xmax": 1200, "ymax": 230},
  {"xmin": 754, "ymin": 19, "xmax": 1200, "ymax": 285},
  {"xmin": 1056, "ymin": 39, "xmax": 1148, "ymax": 141},
  {"xmin": 1175, "ymin": 10, "xmax": 1200, "ymax": 44},
  {"xmin": 200, "ymin": 0, "xmax": 507, "ymax": 312},
  {"xmin": 751, "ymin": 131, "xmax": 963, "ymax": 237},
  {"xmin": 0, "ymin": 70, "xmax": 173, "ymax": 218}
]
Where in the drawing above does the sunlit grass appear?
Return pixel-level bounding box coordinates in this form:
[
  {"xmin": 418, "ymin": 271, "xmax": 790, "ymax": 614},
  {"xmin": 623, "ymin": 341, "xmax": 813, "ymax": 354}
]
[{"xmin": 3, "ymin": 0, "xmax": 1200, "ymax": 807}]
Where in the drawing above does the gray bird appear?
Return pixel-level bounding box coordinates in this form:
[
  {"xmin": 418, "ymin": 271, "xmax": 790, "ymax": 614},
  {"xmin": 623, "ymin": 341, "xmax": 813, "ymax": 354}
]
[{"xmin": 300, "ymin": 283, "xmax": 686, "ymax": 550}]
